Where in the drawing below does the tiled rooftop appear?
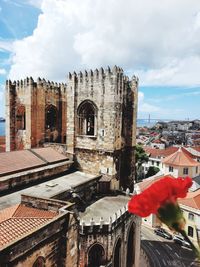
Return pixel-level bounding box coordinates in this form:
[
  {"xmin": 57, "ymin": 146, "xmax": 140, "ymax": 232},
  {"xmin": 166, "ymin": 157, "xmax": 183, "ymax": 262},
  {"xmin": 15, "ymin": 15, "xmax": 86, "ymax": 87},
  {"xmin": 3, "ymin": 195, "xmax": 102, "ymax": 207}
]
[
  {"xmin": 0, "ymin": 150, "xmax": 45, "ymax": 176},
  {"xmin": 178, "ymin": 189, "xmax": 200, "ymax": 209},
  {"xmin": 32, "ymin": 147, "xmax": 68, "ymax": 163},
  {"xmin": 0, "ymin": 204, "xmax": 57, "ymax": 249},
  {"xmin": 162, "ymin": 147, "xmax": 200, "ymax": 167},
  {"xmin": 144, "ymin": 146, "xmax": 179, "ymax": 158},
  {"xmin": 0, "ymin": 147, "xmax": 68, "ymax": 176}
]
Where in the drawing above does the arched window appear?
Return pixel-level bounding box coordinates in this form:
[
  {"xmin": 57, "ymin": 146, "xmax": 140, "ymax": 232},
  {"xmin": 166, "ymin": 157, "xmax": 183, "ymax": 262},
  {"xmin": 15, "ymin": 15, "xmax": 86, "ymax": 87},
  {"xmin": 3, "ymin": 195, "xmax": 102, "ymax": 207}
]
[
  {"xmin": 126, "ymin": 223, "xmax": 135, "ymax": 267},
  {"xmin": 16, "ymin": 105, "xmax": 26, "ymax": 130},
  {"xmin": 77, "ymin": 101, "xmax": 97, "ymax": 136},
  {"xmin": 45, "ymin": 105, "xmax": 57, "ymax": 130},
  {"xmin": 33, "ymin": 256, "xmax": 45, "ymax": 267},
  {"xmin": 45, "ymin": 105, "xmax": 60, "ymax": 142},
  {"xmin": 113, "ymin": 238, "xmax": 121, "ymax": 267},
  {"xmin": 88, "ymin": 243, "xmax": 105, "ymax": 267}
]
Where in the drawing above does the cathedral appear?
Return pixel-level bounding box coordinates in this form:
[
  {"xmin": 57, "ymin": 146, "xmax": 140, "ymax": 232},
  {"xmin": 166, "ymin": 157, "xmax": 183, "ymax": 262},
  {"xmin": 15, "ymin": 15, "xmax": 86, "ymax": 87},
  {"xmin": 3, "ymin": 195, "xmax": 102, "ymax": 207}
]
[{"xmin": 0, "ymin": 66, "xmax": 141, "ymax": 267}]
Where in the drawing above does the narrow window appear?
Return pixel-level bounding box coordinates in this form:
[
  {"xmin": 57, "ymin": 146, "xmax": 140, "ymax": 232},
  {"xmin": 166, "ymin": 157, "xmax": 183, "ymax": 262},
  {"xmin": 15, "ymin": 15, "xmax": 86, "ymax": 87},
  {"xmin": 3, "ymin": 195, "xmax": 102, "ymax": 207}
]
[
  {"xmin": 188, "ymin": 213, "xmax": 194, "ymax": 221},
  {"xmin": 169, "ymin": 166, "xmax": 173, "ymax": 172},
  {"xmin": 16, "ymin": 105, "xmax": 26, "ymax": 130},
  {"xmin": 183, "ymin": 168, "xmax": 188, "ymax": 175},
  {"xmin": 188, "ymin": 226, "xmax": 194, "ymax": 237}
]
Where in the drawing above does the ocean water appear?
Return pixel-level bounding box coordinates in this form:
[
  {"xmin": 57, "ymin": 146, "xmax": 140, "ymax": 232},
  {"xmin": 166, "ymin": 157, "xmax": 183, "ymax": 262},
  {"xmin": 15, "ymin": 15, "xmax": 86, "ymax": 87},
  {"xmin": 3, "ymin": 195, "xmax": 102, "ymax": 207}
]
[
  {"xmin": 0, "ymin": 120, "xmax": 154, "ymax": 137},
  {"xmin": 0, "ymin": 122, "xmax": 5, "ymax": 136}
]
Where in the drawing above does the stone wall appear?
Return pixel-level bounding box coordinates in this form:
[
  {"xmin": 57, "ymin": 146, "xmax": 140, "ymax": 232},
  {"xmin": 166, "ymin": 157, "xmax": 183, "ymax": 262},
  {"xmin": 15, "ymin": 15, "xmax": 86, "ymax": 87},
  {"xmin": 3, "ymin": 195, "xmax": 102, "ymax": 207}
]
[
  {"xmin": 0, "ymin": 214, "xmax": 70, "ymax": 267},
  {"xmin": 5, "ymin": 78, "xmax": 67, "ymax": 151},
  {"xmin": 66, "ymin": 66, "xmax": 138, "ymax": 189},
  {"xmin": 79, "ymin": 211, "xmax": 141, "ymax": 267}
]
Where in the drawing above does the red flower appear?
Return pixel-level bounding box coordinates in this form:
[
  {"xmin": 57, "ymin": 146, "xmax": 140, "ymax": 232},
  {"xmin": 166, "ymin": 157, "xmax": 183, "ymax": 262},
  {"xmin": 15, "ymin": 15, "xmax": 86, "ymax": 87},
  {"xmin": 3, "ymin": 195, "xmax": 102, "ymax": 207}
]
[{"xmin": 128, "ymin": 176, "xmax": 192, "ymax": 217}]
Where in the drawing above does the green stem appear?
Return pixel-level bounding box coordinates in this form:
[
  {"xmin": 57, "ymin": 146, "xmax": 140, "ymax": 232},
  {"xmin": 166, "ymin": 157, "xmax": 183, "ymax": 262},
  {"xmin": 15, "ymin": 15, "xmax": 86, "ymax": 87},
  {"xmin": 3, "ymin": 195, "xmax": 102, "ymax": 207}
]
[{"xmin": 179, "ymin": 229, "xmax": 200, "ymax": 260}]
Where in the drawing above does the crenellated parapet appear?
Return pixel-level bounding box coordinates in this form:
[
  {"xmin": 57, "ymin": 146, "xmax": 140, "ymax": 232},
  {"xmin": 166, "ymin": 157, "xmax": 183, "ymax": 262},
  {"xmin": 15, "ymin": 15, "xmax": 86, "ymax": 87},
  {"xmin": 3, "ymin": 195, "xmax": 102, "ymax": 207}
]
[
  {"xmin": 79, "ymin": 204, "xmax": 132, "ymax": 234},
  {"xmin": 68, "ymin": 65, "xmax": 125, "ymax": 84},
  {"xmin": 6, "ymin": 77, "xmax": 67, "ymax": 94}
]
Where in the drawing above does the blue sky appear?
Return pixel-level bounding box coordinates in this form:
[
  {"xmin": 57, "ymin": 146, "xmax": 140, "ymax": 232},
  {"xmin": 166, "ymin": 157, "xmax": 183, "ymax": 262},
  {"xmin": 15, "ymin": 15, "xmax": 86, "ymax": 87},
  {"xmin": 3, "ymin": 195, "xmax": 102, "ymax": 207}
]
[{"xmin": 0, "ymin": 0, "xmax": 200, "ymax": 120}]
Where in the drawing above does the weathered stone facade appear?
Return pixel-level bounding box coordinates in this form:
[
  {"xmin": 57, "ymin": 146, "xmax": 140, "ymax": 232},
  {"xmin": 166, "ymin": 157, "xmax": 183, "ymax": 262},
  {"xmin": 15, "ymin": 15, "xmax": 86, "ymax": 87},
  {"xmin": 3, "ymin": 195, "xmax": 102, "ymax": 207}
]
[
  {"xmin": 6, "ymin": 78, "xmax": 67, "ymax": 151},
  {"xmin": 79, "ymin": 209, "xmax": 141, "ymax": 267},
  {"xmin": 66, "ymin": 66, "xmax": 138, "ymax": 189},
  {"xmin": 6, "ymin": 66, "xmax": 138, "ymax": 189}
]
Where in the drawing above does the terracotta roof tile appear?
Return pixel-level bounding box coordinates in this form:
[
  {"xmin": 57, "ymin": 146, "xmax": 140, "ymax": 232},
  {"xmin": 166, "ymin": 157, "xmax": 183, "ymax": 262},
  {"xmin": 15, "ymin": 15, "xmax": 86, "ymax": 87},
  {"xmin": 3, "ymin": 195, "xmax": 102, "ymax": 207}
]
[
  {"xmin": 31, "ymin": 147, "xmax": 68, "ymax": 163},
  {"xmin": 162, "ymin": 148, "xmax": 200, "ymax": 167},
  {"xmin": 0, "ymin": 150, "xmax": 46, "ymax": 176},
  {"xmin": 144, "ymin": 146, "xmax": 179, "ymax": 158},
  {"xmin": 0, "ymin": 205, "xmax": 19, "ymax": 223},
  {"xmin": 0, "ymin": 218, "xmax": 50, "ymax": 248},
  {"xmin": 13, "ymin": 205, "xmax": 57, "ymax": 218},
  {"xmin": 0, "ymin": 204, "xmax": 58, "ymax": 248},
  {"xmin": 178, "ymin": 189, "xmax": 200, "ymax": 209}
]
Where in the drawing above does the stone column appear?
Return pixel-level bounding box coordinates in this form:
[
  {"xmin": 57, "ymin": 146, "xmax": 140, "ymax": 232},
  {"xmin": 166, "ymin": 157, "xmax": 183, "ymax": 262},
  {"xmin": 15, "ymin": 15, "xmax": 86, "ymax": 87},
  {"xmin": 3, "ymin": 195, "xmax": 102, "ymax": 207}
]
[{"xmin": 134, "ymin": 217, "xmax": 141, "ymax": 267}]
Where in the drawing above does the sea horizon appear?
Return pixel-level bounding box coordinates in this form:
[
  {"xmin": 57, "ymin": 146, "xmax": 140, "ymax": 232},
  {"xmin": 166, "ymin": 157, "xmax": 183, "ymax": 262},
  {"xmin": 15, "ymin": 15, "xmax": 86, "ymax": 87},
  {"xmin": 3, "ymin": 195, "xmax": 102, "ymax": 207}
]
[{"xmin": 0, "ymin": 119, "xmax": 157, "ymax": 137}]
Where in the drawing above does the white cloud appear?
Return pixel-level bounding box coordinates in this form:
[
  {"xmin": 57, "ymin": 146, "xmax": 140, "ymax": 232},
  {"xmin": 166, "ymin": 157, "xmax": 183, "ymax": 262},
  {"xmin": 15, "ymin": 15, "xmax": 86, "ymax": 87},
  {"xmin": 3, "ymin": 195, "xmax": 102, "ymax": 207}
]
[
  {"xmin": 25, "ymin": 0, "xmax": 42, "ymax": 8},
  {"xmin": 8, "ymin": 0, "xmax": 200, "ymax": 86},
  {"xmin": 0, "ymin": 40, "xmax": 14, "ymax": 52},
  {"xmin": 138, "ymin": 92, "xmax": 160, "ymax": 113},
  {"xmin": 0, "ymin": 69, "xmax": 6, "ymax": 75}
]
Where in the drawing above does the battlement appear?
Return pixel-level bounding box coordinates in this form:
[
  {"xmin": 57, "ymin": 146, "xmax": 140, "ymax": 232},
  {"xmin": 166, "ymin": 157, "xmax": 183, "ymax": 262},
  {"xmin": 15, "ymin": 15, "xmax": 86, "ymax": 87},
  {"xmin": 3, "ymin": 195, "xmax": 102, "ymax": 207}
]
[
  {"xmin": 79, "ymin": 204, "xmax": 131, "ymax": 234},
  {"xmin": 6, "ymin": 77, "xmax": 67, "ymax": 93},
  {"xmin": 68, "ymin": 66, "xmax": 127, "ymax": 83}
]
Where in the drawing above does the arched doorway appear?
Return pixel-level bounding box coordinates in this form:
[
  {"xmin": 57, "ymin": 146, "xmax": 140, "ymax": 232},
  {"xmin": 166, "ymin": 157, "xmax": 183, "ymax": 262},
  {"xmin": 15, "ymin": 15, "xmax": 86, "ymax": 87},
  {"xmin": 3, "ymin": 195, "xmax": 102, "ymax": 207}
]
[
  {"xmin": 126, "ymin": 223, "xmax": 135, "ymax": 267},
  {"xmin": 45, "ymin": 105, "xmax": 59, "ymax": 142},
  {"xmin": 88, "ymin": 243, "xmax": 105, "ymax": 267},
  {"xmin": 32, "ymin": 256, "xmax": 45, "ymax": 267},
  {"xmin": 77, "ymin": 100, "xmax": 97, "ymax": 136},
  {"xmin": 113, "ymin": 238, "xmax": 121, "ymax": 267}
]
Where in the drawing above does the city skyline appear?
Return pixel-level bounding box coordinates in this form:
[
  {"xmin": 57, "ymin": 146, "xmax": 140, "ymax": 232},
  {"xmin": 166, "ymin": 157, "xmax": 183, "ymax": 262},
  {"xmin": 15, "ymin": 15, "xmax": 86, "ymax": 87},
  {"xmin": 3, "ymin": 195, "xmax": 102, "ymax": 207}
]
[{"xmin": 0, "ymin": 0, "xmax": 200, "ymax": 120}]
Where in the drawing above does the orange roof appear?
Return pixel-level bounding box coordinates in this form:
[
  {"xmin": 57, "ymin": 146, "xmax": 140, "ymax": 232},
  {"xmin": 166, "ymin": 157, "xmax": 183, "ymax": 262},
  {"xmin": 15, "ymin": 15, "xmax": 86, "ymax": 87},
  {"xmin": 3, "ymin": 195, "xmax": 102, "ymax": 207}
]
[
  {"xmin": 0, "ymin": 148, "xmax": 68, "ymax": 176},
  {"xmin": 0, "ymin": 204, "xmax": 57, "ymax": 248},
  {"xmin": 178, "ymin": 189, "xmax": 200, "ymax": 209},
  {"xmin": 0, "ymin": 150, "xmax": 46, "ymax": 176},
  {"xmin": 162, "ymin": 147, "xmax": 200, "ymax": 167},
  {"xmin": 144, "ymin": 146, "xmax": 179, "ymax": 158},
  {"xmin": 137, "ymin": 174, "xmax": 175, "ymax": 192}
]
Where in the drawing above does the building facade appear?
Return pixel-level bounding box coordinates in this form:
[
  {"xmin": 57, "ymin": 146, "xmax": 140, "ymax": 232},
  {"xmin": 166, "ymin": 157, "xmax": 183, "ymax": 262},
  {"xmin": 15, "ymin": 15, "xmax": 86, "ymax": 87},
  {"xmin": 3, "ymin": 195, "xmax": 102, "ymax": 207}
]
[{"xmin": 6, "ymin": 66, "xmax": 138, "ymax": 189}]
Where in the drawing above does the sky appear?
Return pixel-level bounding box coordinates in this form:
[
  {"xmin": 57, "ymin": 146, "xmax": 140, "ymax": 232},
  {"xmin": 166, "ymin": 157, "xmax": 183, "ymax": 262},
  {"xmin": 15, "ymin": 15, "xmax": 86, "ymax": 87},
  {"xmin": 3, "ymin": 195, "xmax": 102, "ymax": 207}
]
[{"xmin": 0, "ymin": 0, "xmax": 200, "ymax": 120}]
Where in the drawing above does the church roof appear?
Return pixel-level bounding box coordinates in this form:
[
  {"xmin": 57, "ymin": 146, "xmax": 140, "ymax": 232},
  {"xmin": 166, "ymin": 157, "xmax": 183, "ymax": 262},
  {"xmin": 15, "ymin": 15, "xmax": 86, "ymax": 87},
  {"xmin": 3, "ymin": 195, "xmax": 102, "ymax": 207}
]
[
  {"xmin": 178, "ymin": 189, "xmax": 200, "ymax": 210},
  {"xmin": 0, "ymin": 147, "xmax": 68, "ymax": 176},
  {"xmin": 0, "ymin": 204, "xmax": 57, "ymax": 249},
  {"xmin": 162, "ymin": 147, "xmax": 200, "ymax": 167}
]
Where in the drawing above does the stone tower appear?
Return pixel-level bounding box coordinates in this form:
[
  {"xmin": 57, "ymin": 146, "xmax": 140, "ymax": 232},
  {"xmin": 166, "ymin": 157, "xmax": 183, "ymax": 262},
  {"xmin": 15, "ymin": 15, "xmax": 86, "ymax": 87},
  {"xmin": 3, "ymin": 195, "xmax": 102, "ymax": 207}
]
[
  {"xmin": 6, "ymin": 78, "xmax": 67, "ymax": 151},
  {"xmin": 5, "ymin": 66, "xmax": 138, "ymax": 188},
  {"xmin": 66, "ymin": 66, "xmax": 138, "ymax": 189}
]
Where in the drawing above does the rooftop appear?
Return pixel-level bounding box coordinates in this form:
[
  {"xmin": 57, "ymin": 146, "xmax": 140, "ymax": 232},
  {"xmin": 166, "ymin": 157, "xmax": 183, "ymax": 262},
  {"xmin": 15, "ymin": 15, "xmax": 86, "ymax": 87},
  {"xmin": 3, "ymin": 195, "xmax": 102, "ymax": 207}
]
[
  {"xmin": 162, "ymin": 147, "xmax": 200, "ymax": 167},
  {"xmin": 144, "ymin": 146, "xmax": 179, "ymax": 158},
  {"xmin": 0, "ymin": 147, "xmax": 69, "ymax": 176},
  {"xmin": 80, "ymin": 195, "xmax": 130, "ymax": 224},
  {"xmin": 0, "ymin": 204, "xmax": 57, "ymax": 249},
  {"xmin": 0, "ymin": 171, "xmax": 100, "ymax": 210},
  {"xmin": 178, "ymin": 189, "xmax": 200, "ymax": 210}
]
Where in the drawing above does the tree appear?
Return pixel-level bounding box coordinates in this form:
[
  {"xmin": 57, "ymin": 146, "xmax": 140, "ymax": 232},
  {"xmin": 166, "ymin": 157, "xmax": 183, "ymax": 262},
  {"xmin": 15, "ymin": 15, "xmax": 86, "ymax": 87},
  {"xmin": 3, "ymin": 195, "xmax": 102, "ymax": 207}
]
[
  {"xmin": 145, "ymin": 166, "xmax": 160, "ymax": 178},
  {"xmin": 135, "ymin": 145, "xmax": 149, "ymax": 182}
]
